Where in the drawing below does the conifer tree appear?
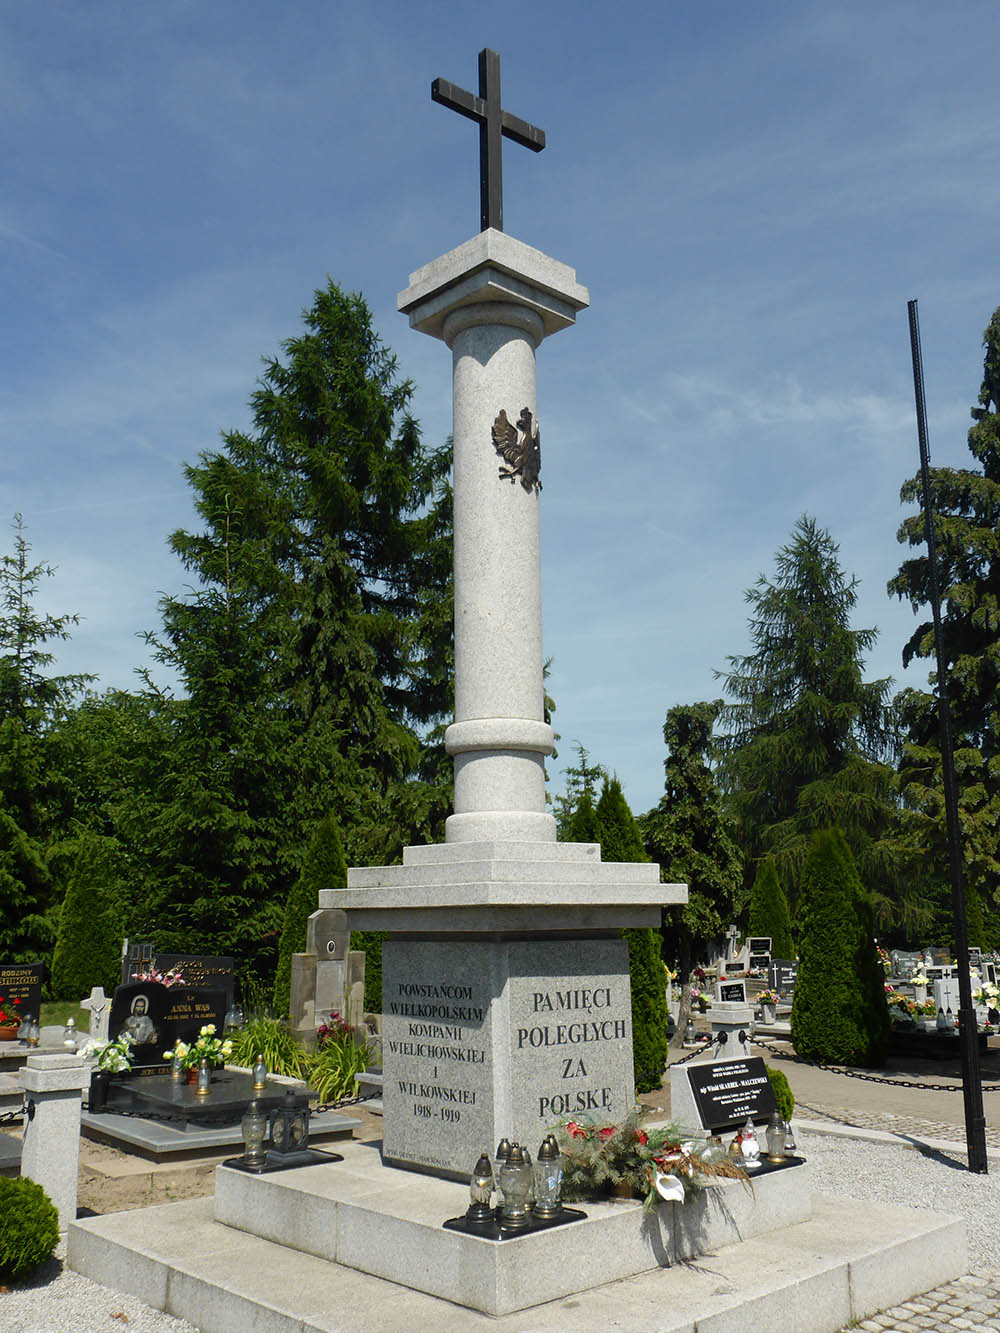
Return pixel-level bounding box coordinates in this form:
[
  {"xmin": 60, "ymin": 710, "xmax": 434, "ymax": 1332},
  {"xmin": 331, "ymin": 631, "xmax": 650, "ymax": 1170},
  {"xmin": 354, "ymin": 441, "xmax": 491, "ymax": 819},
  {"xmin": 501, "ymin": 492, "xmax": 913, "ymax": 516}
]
[
  {"xmin": 889, "ymin": 306, "xmax": 1000, "ymax": 934},
  {"xmin": 790, "ymin": 828, "xmax": 889, "ymax": 1066},
  {"xmin": 50, "ymin": 834, "xmax": 123, "ymax": 1000},
  {"xmin": 274, "ymin": 814, "xmax": 347, "ymax": 1016},
  {"xmin": 747, "ymin": 857, "xmax": 794, "ymax": 959},
  {"xmin": 718, "ymin": 516, "xmax": 897, "ymax": 917},
  {"xmin": 0, "ymin": 516, "xmax": 91, "ymax": 961},
  {"xmin": 595, "ymin": 777, "xmax": 667, "ymax": 1094}
]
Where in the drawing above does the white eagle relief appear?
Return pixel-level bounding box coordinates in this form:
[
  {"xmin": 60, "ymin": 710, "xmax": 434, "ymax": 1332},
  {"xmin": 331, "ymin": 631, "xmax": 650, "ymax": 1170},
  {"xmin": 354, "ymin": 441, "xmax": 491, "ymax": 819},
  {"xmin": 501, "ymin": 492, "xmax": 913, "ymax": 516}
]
[{"xmin": 492, "ymin": 407, "xmax": 541, "ymax": 493}]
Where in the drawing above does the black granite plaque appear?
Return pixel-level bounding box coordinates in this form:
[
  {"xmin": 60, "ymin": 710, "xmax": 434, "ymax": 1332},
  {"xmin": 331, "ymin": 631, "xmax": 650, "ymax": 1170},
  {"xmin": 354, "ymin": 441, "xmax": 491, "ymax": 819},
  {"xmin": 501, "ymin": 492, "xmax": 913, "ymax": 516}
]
[
  {"xmin": 719, "ymin": 981, "xmax": 747, "ymax": 1003},
  {"xmin": 153, "ymin": 955, "xmax": 235, "ymax": 1005},
  {"xmin": 748, "ymin": 938, "xmax": 771, "ymax": 956},
  {"xmin": 768, "ymin": 960, "xmax": 798, "ymax": 995},
  {"xmin": 748, "ymin": 952, "xmax": 771, "ymax": 971},
  {"xmin": 108, "ymin": 982, "xmax": 227, "ymax": 1066},
  {"xmin": 0, "ymin": 962, "xmax": 45, "ymax": 1022},
  {"xmin": 685, "ymin": 1057, "xmax": 777, "ymax": 1131}
]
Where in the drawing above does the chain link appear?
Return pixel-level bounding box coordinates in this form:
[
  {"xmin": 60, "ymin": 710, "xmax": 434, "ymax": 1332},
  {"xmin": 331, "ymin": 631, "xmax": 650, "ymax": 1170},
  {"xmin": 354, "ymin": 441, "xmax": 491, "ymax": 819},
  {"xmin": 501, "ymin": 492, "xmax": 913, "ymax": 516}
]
[
  {"xmin": 670, "ymin": 1035, "xmax": 725, "ymax": 1066},
  {"xmin": 0, "ymin": 1102, "xmax": 24, "ymax": 1125},
  {"xmin": 750, "ymin": 1033, "xmax": 1000, "ymax": 1092}
]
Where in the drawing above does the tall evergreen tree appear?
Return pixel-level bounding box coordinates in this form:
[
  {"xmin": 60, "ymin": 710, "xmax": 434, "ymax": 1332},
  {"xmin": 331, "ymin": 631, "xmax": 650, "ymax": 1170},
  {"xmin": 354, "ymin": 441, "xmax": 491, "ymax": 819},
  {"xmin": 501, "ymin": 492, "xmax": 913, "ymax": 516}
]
[
  {"xmin": 790, "ymin": 827, "xmax": 889, "ymax": 1067},
  {"xmin": 888, "ymin": 306, "xmax": 1000, "ymax": 933},
  {"xmin": 746, "ymin": 856, "xmax": 794, "ymax": 960},
  {"xmin": 0, "ymin": 516, "xmax": 91, "ymax": 961},
  {"xmin": 50, "ymin": 833, "xmax": 123, "ymax": 1000},
  {"xmin": 718, "ymin": 516, "xmax": 898, "ymax": 917},
  {"xmin": 640, "ymin": 701, "xmax": 744, "ymax": 1045},
  {"xmin": 274, "ymin": 814, "xmax": 347, "ymax": 1017},
  {"xmin": 595, "ymin": 777, "xmax": 667, "ymax": 1094}
]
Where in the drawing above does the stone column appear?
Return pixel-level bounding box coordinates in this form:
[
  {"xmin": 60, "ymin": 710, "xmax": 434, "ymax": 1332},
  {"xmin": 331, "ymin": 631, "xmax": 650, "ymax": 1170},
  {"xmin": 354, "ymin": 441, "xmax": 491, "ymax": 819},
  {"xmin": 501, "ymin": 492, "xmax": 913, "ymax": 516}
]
[
  {"xmin": 19, "ymin": 1053, "xmax": 91, "ymax": 1231},
  {"xmin": 399, "ymin": 230, "xmax": 589, "ymax": 844}
]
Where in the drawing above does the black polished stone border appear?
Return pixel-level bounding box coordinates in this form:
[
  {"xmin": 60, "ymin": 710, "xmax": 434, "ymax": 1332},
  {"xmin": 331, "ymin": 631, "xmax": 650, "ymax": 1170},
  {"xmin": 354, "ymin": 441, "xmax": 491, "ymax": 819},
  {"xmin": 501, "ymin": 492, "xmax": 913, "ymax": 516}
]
[
  {"xmin": 220, "ymin": 1147, "xmax": 344, "ymax": 1175},
  {"xmin": 443, "ymin": 1205, "xmax": 587, "ymax": 1241}
]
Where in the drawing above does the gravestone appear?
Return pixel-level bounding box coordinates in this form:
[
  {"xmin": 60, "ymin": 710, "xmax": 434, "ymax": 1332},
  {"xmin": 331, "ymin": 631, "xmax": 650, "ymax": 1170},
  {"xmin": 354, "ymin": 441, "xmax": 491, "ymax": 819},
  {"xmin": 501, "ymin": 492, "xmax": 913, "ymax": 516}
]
[
  {"xmin": 890, "ymin": 950, "xmax": 922, "ymax": 979},
  {"xmin": 768, "ymin": 959, "xmax": 798, "ymax": 995},
  {"xmin": 932, "ymin": 977, "xmax": 961, "ymax": 1015},
  {"xmin": 108, "ymin": 981, "xmax": 227, "ymax": 1067},
  {"xmin": 151, "ymin": 954, "xmax": 235, "ymax": 1007},
  {"xmin": 0, "ymin": 961, "xmax": 45, "ymax": 1022},
  {"xmin": 81, "ymin": 987, "xmax": 110, "ymax": 1042},
  {"xmin": 717, "ymin": 979, "xmax": 747, "ymax": 1003},
  {"xmin": 748, "ymin": 952, "xmax": 771, "ymax": 972},
  {"xmin": 748, "ymin": 937, "xmax": 771, "ymax": 957},
  {"xmin": 308, "ymin": 908, "xmax": 351, "ymax": 1018}
]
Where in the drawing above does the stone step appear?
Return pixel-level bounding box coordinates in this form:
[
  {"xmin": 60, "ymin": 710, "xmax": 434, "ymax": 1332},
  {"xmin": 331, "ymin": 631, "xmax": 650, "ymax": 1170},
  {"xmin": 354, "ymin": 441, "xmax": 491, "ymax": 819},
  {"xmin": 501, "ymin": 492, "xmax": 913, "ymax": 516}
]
[
  {"xmin": 0, "ymin": 1070, "xmax": 23, "ymax": 1114},
  {"xmin": 67, "ymin": 1189, "xmax": 966, "ymax": 1333}
]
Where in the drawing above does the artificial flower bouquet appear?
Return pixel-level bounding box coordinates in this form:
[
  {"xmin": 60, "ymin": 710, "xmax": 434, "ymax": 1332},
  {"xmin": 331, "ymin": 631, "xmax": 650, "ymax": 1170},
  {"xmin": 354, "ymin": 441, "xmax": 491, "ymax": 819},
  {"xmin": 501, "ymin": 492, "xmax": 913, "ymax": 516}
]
[
  {"xmin": 552, "ymin": 1106, "xmax": 750, "ymax": 1211},
  {"xmin": 164, "ymin": 1024, "xmax": 233, "ymax": 1071},
  {"xmin": 756, "ymin": 989, "xmax": 781, "ymax": 1007},
  {"xmin": 132, "ymin": 968, "xmax": 186, "ymax": 989},
  {"xmin": 0, "ymin": 992, "xmax": 22, "ymax": 1029},
  {"xmin": 84, "ymin": 1033, "xmax": 136, "ymax": 1072}
]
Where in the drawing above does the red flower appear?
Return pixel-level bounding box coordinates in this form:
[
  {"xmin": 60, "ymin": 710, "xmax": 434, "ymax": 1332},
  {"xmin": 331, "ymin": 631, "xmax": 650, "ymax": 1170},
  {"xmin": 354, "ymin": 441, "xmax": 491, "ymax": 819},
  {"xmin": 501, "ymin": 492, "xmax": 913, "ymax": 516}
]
[
  {"xmin": 597, "ymin": 1126, "xmax": 615, "ymax": 1141},
  {"xmin": 636, "ymin": 1129, "xmax": 648, "ymax": 1146},
  {"xmin": 566, "ymin": 1121, "xmax": 587, "ymax": 1140}
]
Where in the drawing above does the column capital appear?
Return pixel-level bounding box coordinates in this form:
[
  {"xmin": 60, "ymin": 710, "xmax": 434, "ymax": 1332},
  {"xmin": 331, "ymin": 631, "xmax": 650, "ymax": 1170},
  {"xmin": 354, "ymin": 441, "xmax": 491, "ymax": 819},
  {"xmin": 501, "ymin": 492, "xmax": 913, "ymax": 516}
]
[{"xmin": 398, "ymin": 229, "xmax": 588, "ymax": 342}]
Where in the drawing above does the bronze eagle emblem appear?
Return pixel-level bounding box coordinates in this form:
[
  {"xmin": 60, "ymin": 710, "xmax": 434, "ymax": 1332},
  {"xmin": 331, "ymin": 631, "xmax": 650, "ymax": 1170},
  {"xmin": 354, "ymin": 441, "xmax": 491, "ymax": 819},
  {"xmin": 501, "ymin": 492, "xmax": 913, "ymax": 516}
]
[{"xmin": 492, "ymin": 407, "xmax": 541, "ymax": 493}]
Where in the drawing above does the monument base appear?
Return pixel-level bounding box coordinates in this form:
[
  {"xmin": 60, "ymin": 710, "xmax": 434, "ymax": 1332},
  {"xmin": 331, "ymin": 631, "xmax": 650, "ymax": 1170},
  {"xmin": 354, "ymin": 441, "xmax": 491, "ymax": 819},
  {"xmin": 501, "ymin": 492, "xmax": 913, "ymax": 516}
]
[{"xmin": 66, "ymin": 1137, "xmax": 968, "ymax": 1326}]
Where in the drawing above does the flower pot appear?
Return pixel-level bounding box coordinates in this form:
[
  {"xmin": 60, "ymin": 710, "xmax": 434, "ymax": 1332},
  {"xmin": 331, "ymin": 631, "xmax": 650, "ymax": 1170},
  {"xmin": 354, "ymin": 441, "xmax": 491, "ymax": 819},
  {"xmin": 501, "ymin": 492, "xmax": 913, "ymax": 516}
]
[
  {"xmin": 697, "ymin": 999, "xmax": 708, "ymax": 1014},
  {"xmin": 185, "ymin": 1068, "xmax": 198, "ymax": 1085},
  {"xmin": 761, "ymin": 1004, "xmax": 776, "ymax": 1025},
  {"xmin": 0, "ymin": 1025, "xmax": 18, "ymax": 1042},
  {"xmin": 89, "ymin": 1069, "xmax": 112, "ymax": 1112}
]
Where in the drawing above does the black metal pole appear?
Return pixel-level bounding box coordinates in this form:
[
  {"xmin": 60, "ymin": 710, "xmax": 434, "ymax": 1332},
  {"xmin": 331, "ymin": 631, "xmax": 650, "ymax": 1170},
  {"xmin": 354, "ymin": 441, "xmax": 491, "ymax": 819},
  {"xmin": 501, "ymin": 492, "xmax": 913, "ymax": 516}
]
[{"xmin": 907, "ymin": 299, "xmax": 988, "ymax": 1173}]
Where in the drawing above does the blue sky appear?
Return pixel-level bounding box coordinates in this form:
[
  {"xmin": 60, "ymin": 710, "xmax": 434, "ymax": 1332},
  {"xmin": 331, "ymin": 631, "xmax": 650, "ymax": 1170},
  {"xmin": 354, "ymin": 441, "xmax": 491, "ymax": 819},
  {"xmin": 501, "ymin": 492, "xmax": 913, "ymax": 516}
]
[{"xmin": 5, "ymin": 2, "xmax": 999, "ymax": 817}]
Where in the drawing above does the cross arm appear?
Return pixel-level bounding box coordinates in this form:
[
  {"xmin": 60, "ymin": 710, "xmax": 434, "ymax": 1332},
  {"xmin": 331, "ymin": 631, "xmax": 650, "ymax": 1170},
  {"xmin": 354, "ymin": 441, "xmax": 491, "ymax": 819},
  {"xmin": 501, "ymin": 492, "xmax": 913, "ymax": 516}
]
[{"xmin": 431, "ymin": 79, "xmax": 545, "ymax": 151}]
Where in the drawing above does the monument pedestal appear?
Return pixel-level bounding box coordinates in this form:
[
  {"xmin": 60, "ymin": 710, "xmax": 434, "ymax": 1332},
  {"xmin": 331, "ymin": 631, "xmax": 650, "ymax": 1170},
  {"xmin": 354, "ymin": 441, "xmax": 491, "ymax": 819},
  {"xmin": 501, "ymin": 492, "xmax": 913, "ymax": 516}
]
[{"xmin": 327, "ymin": 839, "xmax": 683, "ymax": 1176}]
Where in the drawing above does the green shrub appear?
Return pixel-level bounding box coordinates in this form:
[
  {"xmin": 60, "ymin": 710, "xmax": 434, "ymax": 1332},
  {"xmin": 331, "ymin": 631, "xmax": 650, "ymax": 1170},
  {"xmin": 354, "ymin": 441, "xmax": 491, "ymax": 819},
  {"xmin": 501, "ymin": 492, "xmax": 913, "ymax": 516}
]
[
  {"xmin": 766, "ymin": 1065, "xmax": 795, "ymax": 1121},
  {"xmin": 350, "ymin": 931, "xmax": 386, "ymax": 1014},
  {"xmin": 229, "ymin": 1017, "xmax": 308, "ymax": 1079},
  {"xmin": 274, "ymin": 815, "xmax": 348, "ymax": 1017},
  {"xmin": 307, "ymin": 1029, "xmax": 371, "ymax": 1103},
  {"xmin": 0, "ymin": 1176, "xmax": 60, "ymax": 1282},
  {"xmin": 50, "ymin": 834, "xmax": 123, "ymax": 1001},
  {"xmin": 747, "ymin": 856, "xmax": 794, "ymax": 959},
  {"xmin": 790, "ymin": 828, "xmax": 889, "ymax": 1067}
]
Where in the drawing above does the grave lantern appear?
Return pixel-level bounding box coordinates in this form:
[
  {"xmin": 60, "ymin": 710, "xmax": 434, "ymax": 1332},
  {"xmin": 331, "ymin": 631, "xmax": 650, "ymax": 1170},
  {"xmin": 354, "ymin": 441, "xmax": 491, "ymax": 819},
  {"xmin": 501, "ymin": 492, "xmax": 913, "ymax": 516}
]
[
  {"xmin": 251, "ymin": 1052, "xmax": 268, "ymax": 1089},
  {"xmin": 241, "ymin": 1098, "xmax": 268, "ymax": 1169},
  {"xmin": 268, "ymin": 1090, "xmax": 310, "ymax": 1159},
  {"xmin": 466, "ymin": 1153, "xmax": 495, "ymax": 1227},
  {"xmin": 533, "ymin": 1135, "xmax": 563, "ymax": 1218},
  {"xmin": 498, "ymin": 1143, "xmax": 533, "ymax": 1229},
  {"xmin": 765, "ymin": 1112, "xmax": 786, "ymax": 1162}
]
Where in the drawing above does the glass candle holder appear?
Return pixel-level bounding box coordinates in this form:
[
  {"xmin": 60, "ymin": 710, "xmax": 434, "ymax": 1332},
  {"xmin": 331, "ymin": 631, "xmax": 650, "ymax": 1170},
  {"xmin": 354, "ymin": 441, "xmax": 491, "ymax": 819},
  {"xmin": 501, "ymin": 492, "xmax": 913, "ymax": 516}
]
[
  {"xmin": 197, "ymin": 1058, "xmax": 211, "ymax": 1096},
  {"xmin": 498, "ymin": 1144, "xmax": 532, "ymax": 1229},
  {"xmin": 241, "ymin": 1099, "xmax": 268, "ymax": 1168},
  {"xmin": 466, "ymin": 1153, "xmax": 494, "ymax": 1226},
  {"xmin": 252, "ymin": 1053, "xmax": 268, "ymax": 1090},
  {"xmin": 533, "ymin": 1135, "xmax": 563, "ymax": 1218}
]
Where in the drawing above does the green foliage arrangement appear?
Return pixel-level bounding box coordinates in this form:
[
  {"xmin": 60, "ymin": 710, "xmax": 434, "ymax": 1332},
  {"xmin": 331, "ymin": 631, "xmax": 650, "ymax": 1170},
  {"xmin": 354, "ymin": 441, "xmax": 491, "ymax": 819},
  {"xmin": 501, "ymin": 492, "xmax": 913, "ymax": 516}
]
[
  {"xmin": 50, "ymin": 833, "xmax": 123, "ymax": 1000},
  {"xmin": 552, "ymin": 1106, "xmax": 749, "ymax": 1209},
  {"xmin": 229, "ymin": 1016, "xmax": 308, "ymax": 1080},
  {"xmin": 596, "ymin": 777, "xmax": 667, "ymax": 1094},
  {"xmin": 274, "ymin": 814, "xmax": 347, "ymax": 1016},
  {"xmin": 0, "ymin": 1176, "xmax": 60, "ymax": 1281},
  {"xmin": 765, "ymin": 1064, "xmax": 795, "ymax": 1121},
  {"xmin": 747, "ymin": 857, "xmax": 794, "ymax": 959},
  {"xmin": 307, "ymin": 1018, "xmax": 371, "ymax": 1102},
  {"xmin": 791, "ymin": 828, "xmax": 890, "ymax": 1067}
]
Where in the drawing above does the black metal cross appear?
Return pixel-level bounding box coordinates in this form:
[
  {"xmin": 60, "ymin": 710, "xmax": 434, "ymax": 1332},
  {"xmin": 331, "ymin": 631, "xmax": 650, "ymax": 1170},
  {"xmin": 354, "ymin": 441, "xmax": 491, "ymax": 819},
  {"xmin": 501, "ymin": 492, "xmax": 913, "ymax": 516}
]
[{"xmin": 432, "ymin": 48, "xmax": 545, "ymax": 233}]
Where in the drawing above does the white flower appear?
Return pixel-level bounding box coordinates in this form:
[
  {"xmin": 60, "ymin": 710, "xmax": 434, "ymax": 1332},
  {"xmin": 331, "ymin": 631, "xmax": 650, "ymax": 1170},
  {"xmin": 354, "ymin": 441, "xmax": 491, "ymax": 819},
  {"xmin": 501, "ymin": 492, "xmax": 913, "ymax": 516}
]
[
  {"xmin": 199, "ymin": 1024, "xmax": 216, "ymax": 1037},
  {"xmin": 653, "ymin": 1172, "xmax": 686, "ymax": 1203}
]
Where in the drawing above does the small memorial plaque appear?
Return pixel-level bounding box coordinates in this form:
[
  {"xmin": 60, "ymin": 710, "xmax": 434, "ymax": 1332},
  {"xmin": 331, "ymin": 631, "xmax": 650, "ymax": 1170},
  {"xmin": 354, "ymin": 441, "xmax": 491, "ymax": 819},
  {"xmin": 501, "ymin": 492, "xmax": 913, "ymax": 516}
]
[
  {"xmin": 969, "ymin": 947, "xmax": 982, "ymax": 969},
  {"xmin": 686, "ymin": 1057, "xmax": 777, "ymax": 1131},
  {"xmin": 0, "ymin": 961, "xmax": 45, "ymax": 1021},
  {"xmin": 748, "ymin": 938, "xmax": 771, "ymax": 956},
  {"xmin": 748, "ymin": 952, "xmax": 771, "ymax": 971},
  {"xmin": 768, "ymin": 960, "xmax": 798, "ymax": 995},
  {"xmin": 718, "ymin": 980, "xmax": 747, "ymax": 1003}
]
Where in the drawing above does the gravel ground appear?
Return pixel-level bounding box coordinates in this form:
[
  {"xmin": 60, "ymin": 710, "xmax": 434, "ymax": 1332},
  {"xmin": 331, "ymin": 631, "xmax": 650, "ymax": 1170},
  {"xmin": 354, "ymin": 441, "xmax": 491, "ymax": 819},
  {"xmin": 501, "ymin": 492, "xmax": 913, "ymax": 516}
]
[{"xmin": 2, "ymin": 1127, "xmax": 997, "ymax": 1331}]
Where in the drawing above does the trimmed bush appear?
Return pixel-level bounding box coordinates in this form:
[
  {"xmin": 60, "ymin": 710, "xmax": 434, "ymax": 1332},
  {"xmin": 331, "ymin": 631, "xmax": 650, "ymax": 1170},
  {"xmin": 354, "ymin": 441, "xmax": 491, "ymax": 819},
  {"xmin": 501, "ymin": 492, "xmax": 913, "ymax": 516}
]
[
  {"xmin": 0, "ymin": 1176, "xmax": 59, "ymax": 1281},
  {"xmin": 747, "ymin": 856, "xmax": 794, "ymax": 960},
  {"xmin": 766, "ymin": 1065, "xmax": 795, "ymax": 1121},
  {"xmin": 791, "ymin": 828, "xmax": 889, "ymax": 1067},
  {"xmin": 50, "ymin": 834, "xmax": 123, "ymax": 1001},
  {"xmin": 229, "ymin": 1016, "xmax": 308, "ymax": 1079},
  {"xmin": 597, "ymin": 778, "xmax": 668, "ymax": 1094},
  {"xmin": 273, "ymin": 814, "xmax": 347, "ymax": 1017},
  {"xmin": 350, "ymin": 930, "xmax": 386, "ymax": 1014}
]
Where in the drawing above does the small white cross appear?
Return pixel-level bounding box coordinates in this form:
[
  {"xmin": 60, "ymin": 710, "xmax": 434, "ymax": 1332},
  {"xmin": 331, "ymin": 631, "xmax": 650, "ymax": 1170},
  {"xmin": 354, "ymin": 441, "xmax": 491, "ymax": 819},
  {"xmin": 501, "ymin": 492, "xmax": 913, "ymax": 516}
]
[{"xmin": 81, "ymin": 986, "xmax": 110, "ymax": 1042}]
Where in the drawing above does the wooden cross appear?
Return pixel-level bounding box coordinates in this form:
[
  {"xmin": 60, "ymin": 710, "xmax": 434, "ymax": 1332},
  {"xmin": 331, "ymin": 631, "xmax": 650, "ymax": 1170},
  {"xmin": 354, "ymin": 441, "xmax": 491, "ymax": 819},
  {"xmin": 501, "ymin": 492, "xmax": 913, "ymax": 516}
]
[{"xmin": 432, "ymin": 48, "xmax": 545, "ymax": 232}]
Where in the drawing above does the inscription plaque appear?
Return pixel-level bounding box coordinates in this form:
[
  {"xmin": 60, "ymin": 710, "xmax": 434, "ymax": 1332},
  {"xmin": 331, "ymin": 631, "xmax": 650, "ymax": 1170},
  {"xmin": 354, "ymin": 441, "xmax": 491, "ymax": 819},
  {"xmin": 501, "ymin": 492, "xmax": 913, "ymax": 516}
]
[{"xmin": 686, "ymin": 1057, "xmax": 777, "ymax": 1131}]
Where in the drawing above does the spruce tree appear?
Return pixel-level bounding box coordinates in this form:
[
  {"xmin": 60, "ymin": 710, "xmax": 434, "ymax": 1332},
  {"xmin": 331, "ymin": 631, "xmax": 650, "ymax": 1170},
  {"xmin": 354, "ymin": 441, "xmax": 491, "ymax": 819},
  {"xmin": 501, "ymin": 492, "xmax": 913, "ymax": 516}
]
[
  {"xmin": 595, "ymin": 777, "xmax": 667, "ymax": 1094},
  {"xmin": 747, "ymin": 857, "xmax": 794, "ymax": 959},
  {"xmin": 50, "ymin": 834, "xmax": 123, "ymax": 1000},
  {"xmin": 0, "ymin": 516, "xmax": 91, "ymax": 961},
  {"xmin": 274, "ymin": 814, "xmax": 347, "ymax": 1016},
  {"xmin": 790, "ymin": 828, "xmax": 889, "ymax": 1067},
  {"xmin": 718, "ymin": 516, "xmax": 898, "ymax": 918},
  {"xmin": 889, "ymin": 306, "xmax": 1000, "ymax": 932}
]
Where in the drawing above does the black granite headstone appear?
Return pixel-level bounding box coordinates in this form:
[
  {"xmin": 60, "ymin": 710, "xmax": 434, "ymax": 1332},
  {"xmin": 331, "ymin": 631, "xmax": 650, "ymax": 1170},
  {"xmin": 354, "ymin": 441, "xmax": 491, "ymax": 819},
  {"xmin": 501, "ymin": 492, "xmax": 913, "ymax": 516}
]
[
  {"xmin": 685, "ymin": 1057, "xmax": 778, "ymax": 1132},
  {"xmin": 719, "ymin": 981, "xmax": 747, "ymax": 1003},
  {"xmin": 748, "ymin": 952, "xmax": 771, "ymax": 971},
  {"xmin": 748, "ymin": 937, "xmax": 771, "ymax": 956},
  {"xmin": 768, "ymin": 959, "xmax": 798, "ymax": 995},
  {"xmin": 0, "ymin": 961, "xmax": 45, "ymax": 1022},
  {"xmin": 151, "ymin": 954, "xmax": 235, "ymax": 1006},
  {"xmin": 108, "ymin": 981, "xmax": 228, "ymax": 1067}
]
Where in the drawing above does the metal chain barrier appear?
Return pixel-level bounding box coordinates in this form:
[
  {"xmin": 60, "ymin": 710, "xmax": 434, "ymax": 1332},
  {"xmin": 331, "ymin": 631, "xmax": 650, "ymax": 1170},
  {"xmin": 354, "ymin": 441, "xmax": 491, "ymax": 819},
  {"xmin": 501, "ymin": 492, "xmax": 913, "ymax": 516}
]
[
  {"xmin": 670, "ymin": 1034, "xmax": 726, "ymax": 1066},
  {"xmin": 0, "ymin": 1102, "xmax": 25, "ymax": 1125},
  {"xmin": 750, "ymin": 1032, "xmax": 1000, "ymax": 1093}
]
